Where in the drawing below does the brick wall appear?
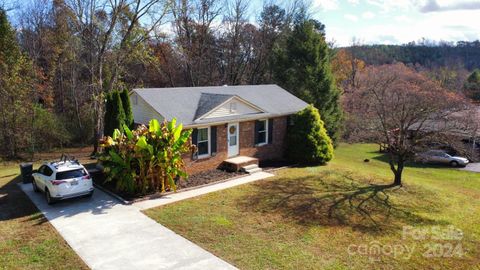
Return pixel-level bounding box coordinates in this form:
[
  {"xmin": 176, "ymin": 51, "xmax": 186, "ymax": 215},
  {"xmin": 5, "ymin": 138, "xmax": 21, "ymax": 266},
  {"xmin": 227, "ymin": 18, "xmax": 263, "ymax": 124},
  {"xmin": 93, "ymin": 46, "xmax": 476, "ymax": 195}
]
[
  {"xmin": 184, "ymin": 116, "xmax": 288, "ymax": 174},
  {"xmin": 238, "ymin": 116, "xmax": 287, "ymax": 160}
]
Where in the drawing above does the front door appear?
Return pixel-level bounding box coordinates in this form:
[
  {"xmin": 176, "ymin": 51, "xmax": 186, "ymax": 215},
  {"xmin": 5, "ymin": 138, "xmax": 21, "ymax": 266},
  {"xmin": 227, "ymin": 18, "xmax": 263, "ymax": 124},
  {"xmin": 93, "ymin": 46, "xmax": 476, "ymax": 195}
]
[{"xmin": 227, "ymin": 123, "xmax": 239, "ymax": 157}]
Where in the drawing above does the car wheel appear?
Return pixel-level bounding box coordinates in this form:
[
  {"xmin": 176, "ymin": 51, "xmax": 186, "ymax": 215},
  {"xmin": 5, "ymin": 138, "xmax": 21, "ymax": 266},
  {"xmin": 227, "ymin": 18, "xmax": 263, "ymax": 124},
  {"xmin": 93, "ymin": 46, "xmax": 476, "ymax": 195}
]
[
  {"xmin": 45, "ymin": 189, "xmax": 54, "ymax": 205},
  {"xmin": 450, "ymin": 161, "xmax": 459, "ymax": 167},
  {"xmin": 32, "ymin": 180, "xmax": 39, "ymax": 193}
]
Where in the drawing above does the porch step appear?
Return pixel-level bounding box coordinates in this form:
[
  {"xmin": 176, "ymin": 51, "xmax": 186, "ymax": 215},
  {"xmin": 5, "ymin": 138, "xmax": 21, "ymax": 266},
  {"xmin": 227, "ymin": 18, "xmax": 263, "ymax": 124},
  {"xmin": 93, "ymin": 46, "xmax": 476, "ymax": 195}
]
[
  {"xmin": 241, "ymin": 164, "xmax": 263, "ymax": 174},
  {"xmin": 222, "ymin": 156, "xmax": 259, "ymax": 172}
]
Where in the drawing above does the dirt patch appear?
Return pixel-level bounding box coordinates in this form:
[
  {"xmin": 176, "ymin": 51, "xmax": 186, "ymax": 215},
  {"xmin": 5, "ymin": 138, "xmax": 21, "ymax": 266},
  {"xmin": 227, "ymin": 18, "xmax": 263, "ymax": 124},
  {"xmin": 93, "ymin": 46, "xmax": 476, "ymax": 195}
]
[{"xmin": 177, "ymin": 169, "xmax": 245, "ymax": 189}]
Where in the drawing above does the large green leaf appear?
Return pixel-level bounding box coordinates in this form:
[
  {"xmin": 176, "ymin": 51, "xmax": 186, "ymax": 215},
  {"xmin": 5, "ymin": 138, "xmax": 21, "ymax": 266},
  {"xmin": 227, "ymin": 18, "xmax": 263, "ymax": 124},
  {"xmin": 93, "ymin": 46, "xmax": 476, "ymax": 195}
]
[
  {"xmin": 123, "ymin": 124, "xmax": 133, "ymax": 140},
  {"xmin": 168, "ymin": 118, "xmax": 176, "ymax": 132},
  {"xmin": 112, "ymin": 129, "xmax": 121, "ymax": 140},
  {"xmin": 173, "ymin": 123, "xmax": 183, "ymax": 141},
  {"xmin": 109, "ymin": 150, "xmax": 126, "ymax": 166},
  {"xmin": 149, "ymin": 119, "xmax": 160, "ymax": 133},
  {"xmin": 136, "ymin": 136, "xmax": 148, "ymax": 149}
]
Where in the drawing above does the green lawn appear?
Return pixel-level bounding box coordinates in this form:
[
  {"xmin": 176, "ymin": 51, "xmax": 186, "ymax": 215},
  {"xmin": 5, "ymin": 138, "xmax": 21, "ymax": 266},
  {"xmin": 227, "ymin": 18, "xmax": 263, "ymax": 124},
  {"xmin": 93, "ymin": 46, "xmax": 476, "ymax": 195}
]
[
  {"xmin": 0, "ymin": 164, "xmax": 88, "ymax": 269},
  {"xmin": 145, "ymin": 144, "xmax": 480, "ymax": 270}
]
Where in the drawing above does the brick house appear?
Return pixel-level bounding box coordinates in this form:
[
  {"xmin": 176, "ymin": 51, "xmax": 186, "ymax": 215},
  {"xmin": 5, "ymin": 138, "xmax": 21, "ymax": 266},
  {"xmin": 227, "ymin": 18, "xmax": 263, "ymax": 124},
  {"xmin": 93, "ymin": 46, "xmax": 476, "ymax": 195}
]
[{"xmin": 130, "ymin": 85, "xmax": 308, "ymax": 174}]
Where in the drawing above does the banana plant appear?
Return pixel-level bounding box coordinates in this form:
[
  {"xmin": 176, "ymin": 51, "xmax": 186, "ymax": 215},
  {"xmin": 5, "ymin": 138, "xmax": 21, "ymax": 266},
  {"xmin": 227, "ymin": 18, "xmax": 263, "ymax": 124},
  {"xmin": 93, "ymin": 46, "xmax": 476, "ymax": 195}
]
[{"xmin": 99, "ymin": 118, "xmax": 192, "ymax": 196}]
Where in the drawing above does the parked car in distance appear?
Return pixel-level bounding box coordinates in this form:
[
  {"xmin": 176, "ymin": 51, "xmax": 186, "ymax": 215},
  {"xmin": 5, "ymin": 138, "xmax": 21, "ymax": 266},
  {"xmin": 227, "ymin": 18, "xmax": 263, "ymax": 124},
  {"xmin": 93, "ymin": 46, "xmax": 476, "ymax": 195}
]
[
  {"xmin": 32, "ymin": 158, "xmax": 94, "ymax": 204},
  {"xmin": 415, "ymin": 150, "xmax": 469, "ymax": 167}
]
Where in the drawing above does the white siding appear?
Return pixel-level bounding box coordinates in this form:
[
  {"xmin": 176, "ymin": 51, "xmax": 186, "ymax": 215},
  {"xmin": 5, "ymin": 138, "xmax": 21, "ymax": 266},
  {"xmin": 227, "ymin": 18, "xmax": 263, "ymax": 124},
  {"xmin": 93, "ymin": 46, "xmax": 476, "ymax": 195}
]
[
  {"xmin": 131, "ymin": 93, "xmax": 164, "ymax": 124},
  {"xmin": 204, "ymin": 97, "xmax": 261, "ymax": 119}
]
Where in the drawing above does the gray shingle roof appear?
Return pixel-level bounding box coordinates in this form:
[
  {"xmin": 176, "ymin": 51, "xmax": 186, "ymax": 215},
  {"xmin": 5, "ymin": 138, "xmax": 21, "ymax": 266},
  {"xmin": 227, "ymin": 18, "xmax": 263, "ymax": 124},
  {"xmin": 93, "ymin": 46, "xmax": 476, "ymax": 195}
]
[
  {"xmin": 194, "ymin": 93, "xmax": 234, "ymax": 120},
  {"xmin": 132, "ymin": 84, "xmax": 308, "ymax": 127}
]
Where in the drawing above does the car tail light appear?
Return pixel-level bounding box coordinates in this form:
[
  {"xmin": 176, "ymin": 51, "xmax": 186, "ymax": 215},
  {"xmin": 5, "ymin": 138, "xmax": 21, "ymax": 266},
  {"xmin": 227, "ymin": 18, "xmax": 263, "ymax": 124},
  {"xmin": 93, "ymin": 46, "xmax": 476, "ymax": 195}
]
[
  {"xmin": 82, "ymin": 175, "xmax": 91, "ymax": 180},
  {"xmin": 51, "ymin": 180, "xmax": 67, "ymax": 185}
]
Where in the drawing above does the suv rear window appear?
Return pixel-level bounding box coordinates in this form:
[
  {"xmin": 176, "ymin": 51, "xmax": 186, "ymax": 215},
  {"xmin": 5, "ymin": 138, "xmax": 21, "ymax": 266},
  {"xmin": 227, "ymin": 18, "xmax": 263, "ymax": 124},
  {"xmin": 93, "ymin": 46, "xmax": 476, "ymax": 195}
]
[{"xmin": 56, "ymin": 169, "xmax": 87, "ymax": 180}]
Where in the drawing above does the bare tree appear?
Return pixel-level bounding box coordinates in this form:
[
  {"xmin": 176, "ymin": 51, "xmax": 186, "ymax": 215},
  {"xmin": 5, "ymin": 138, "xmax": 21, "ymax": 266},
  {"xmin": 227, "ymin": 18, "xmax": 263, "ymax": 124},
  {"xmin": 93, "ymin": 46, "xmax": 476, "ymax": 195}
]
[
  {"xmin": 171, "ymin": 0, "xmax": 222, "ymax": 86},
  {"xmin": 66, "ymin": 0, "xmax": 169, "ymax": 154},
  {"xmin": 346, "ymin": 63, "xmax": 469, "ymax": 186},
  {"xmin": 219, "ymin": 0, "xmax": 249, "ymax": 85}
]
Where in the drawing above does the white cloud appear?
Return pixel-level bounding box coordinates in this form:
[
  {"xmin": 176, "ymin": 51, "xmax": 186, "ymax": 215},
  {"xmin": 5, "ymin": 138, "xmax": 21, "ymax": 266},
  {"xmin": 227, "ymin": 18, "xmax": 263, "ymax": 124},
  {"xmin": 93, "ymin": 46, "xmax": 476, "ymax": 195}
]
[
  {"xmin": 364, "ymin": 0, "xmax": 480, "ymax": 13},
  {"xmin": 362, "ymin": 11, "xmax": 376, "ymax": 19},
  {"xmin": 312, "ymin": 0, "xmax": 339, "ymax": 11},
  {"xmin": 348, "ymin": 0, "xmax": 360, "ymax": 5},
  {"xmin": 365, "ymin": 0, "xmax": 416, "ymax": 12},
  {"xmin": 420, "ymin": 0, "xmax": 480, "ymax": 12},
  {"xmin": 344, "ymin": 14, "xmax": 359, "ymax": 22},
  {"xmin": 328, "ymin": 9, "xmax": 480, "ymax": 46},
  {"xmin": 394, "ymin": 15, "xmax": 412, "ymax": 22}
]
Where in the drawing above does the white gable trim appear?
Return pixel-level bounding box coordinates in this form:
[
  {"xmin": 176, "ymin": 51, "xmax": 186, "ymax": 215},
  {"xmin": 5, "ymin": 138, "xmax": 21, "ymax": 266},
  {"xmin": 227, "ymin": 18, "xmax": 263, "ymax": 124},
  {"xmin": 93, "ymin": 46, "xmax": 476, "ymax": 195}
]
[{"xmin": 197, "ymin": 96, "xmax": 265, "ymax": 120}]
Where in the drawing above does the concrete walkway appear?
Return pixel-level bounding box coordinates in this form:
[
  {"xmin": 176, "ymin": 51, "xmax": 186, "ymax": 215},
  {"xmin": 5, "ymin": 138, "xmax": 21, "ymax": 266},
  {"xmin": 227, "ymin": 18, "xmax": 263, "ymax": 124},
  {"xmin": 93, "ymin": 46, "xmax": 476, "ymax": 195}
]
[
  {"xmin": 20, "ymin": 172, "xmax": 274, "ymax": 269},
  {"xmin": 134, "ymin": 171, "xmax": 274, "ymax": 210}
]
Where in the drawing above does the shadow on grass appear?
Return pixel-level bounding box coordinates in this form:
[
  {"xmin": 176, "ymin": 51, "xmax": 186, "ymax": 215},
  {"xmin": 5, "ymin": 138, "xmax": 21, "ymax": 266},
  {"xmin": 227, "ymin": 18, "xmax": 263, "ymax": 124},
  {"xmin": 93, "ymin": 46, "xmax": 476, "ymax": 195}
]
[
  {"xmin": 239, "ymin": 170, "xmax": 448, "ymax": 234},
  {"xmin": 0, "ymin": 175, "xmax": 48, "ymax": 224}
]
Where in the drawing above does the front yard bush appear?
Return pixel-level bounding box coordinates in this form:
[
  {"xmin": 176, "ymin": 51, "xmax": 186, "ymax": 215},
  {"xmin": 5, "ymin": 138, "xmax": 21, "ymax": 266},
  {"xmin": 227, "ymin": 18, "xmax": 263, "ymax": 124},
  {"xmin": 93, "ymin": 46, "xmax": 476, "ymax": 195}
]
[
  {"xmin": 99, "ymin": 118, "xmax": 192, "ymax": 196},
  {"xmin": 286, "ymin": 105, "xmax": 334, "ymax": 164}
]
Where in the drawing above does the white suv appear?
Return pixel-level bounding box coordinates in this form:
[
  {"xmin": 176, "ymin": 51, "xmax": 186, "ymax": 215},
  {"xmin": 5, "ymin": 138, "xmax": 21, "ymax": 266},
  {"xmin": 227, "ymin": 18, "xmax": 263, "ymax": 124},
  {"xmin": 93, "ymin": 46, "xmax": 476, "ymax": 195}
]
[{"xmin": 32, "ymin": 159, "xmax": 94, "ymax": 204}]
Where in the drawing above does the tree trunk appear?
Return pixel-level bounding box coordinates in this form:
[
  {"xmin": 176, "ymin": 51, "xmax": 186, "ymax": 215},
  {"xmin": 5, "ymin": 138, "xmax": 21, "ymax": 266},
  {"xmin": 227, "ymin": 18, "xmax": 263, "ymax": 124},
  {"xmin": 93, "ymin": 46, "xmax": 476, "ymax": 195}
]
[
  {"xmin": 92, "ymin": 97, "xmax": 104, "ymax": 155},
  {"xmin": 393, "ymin": 159, "xmax": 404, "ymax": 186}
]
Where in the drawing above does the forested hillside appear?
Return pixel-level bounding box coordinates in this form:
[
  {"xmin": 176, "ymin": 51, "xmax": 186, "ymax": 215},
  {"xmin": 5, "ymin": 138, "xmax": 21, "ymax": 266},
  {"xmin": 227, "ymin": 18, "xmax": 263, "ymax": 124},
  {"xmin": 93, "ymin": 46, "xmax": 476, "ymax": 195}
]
[{"xmin": 346, "ymin": 41, "xmax": 480, "ymax": 70}]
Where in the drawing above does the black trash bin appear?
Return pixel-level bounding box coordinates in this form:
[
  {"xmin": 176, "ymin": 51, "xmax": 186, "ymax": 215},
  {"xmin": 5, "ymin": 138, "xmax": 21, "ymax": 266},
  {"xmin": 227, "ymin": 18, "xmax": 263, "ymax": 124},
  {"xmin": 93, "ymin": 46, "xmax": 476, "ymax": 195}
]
[{"xmin": 20, "ymin": 163, "xmax": 33, "ymax": 184}]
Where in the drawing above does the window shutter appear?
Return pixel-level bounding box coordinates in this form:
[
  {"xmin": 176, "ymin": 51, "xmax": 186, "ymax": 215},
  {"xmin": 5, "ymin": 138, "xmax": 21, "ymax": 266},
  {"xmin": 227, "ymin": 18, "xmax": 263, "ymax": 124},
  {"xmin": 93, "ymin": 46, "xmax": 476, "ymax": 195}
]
[
  {"xmin": 268, "ymin": 119, "xmax": 273, "ymax": 144},
  {"xmin": 191, "ymin": 128, "xmax": 198, "ymax": 160},
  {"xmin": 210, "ymin": 126, "xmax": 217, "ymax": 156},
  {"xmin": 254, "ymin": 120, "xmax": 260, "ymax": 145}
]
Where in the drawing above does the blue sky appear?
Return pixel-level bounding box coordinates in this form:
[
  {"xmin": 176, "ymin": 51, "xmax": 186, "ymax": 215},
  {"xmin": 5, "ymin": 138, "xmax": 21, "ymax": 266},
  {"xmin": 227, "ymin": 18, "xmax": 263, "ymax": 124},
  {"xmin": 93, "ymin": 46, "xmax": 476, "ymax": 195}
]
[{"xmin": 307, "ymin": 0, "xmax": 480, "ymax": 46}]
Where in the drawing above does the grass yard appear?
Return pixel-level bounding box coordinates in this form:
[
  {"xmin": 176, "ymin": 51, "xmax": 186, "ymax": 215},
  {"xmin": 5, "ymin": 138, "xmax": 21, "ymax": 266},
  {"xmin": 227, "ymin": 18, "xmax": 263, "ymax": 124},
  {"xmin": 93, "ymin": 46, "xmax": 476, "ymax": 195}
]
[
  {"xmin": 0, "ymin": 154, "xmax": 90, "ymax": 269},
  {"xmin": 146, "ymin": 144, "xmax": 480, "ymax": 270}
]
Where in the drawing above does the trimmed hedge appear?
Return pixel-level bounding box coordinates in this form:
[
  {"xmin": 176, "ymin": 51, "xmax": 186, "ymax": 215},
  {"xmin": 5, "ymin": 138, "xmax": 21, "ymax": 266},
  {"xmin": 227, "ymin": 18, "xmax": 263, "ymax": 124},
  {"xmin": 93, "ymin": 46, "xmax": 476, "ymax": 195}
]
[{"xmin": 286, "ymin": 105, "xmax": 334, "ymax": 164}]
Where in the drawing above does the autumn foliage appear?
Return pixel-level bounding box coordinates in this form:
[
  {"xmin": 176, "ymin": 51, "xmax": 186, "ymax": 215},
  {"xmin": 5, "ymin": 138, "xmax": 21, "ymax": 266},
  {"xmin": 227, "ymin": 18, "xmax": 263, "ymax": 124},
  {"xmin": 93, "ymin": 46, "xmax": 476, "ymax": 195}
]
[{"xmin": 345, "ymin": 63, "xmax": 468, "ymax": 185}]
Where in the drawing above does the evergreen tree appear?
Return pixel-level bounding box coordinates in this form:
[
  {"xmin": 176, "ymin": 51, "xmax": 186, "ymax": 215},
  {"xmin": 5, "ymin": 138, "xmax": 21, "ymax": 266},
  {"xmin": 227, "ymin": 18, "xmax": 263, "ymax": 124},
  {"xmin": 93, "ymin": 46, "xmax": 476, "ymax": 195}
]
[
  {"xmin": 0, "ymin": 9, "xmax": 36, "ymax": 157},
  {"xmin": 286, "ymin": 105, "xmax": 333, "ymax": 164},
  {"xmin": 103, "ymin": 92, "xmax": 114, "ymax": 136},
  {"xmin": 273, "ymin": 19, "xmax": 343, "ymax": 144},
  {"xmin": 120, "ymin": 88, "xmax": 134, "ymax": 129},
  {"xmin": 111, "ymin": 91, "xmax": 126, "ymax": 133},
  {"xmin": 103, "ymin": 91, "xmax": 126, "ymax": 136}
]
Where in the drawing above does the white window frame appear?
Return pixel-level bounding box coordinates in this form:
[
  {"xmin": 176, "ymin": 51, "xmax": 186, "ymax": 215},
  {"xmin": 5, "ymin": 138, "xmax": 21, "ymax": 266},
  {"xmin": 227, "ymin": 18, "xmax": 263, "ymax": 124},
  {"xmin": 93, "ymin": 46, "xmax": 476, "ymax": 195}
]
[
  {"xmin": 197, "ymin": 126, "xmax": 211, "ymax": 159},
  {"xmin": 256, "ymin": 119, "xmax": 268, "ymax": 146}
]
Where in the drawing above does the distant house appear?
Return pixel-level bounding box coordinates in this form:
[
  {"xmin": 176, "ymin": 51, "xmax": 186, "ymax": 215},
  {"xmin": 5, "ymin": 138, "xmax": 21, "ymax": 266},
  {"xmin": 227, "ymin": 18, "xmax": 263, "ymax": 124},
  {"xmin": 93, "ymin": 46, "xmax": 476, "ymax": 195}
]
[
  {"xmin": 130, "ymin": 85, "xmax": 308, "ymax": 174},
  {"xmin": 409, "ymin": 106, "xmax": 480, "ymax": 160}
]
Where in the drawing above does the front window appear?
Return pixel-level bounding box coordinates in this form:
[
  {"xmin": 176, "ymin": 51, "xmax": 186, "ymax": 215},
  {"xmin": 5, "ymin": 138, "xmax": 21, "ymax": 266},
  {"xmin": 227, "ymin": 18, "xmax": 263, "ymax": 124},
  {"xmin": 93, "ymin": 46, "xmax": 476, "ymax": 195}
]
[
  {"xmin": 257, "ymin": 120, "xmax": 267, "ymax": 145},
  {"xmin": 197, "ymin": 127, "xmax": 209, "ymax": 157}
]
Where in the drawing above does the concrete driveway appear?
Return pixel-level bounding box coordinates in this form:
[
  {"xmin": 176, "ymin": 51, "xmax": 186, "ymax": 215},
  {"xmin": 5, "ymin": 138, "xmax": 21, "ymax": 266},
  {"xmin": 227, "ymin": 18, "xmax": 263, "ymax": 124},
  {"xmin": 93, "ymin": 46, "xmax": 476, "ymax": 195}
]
[
  {"xmin": 20, "ymin": 184, "xmax": 236, "ymax": 270},
  {"xmin": 459, "ymin": 163, "xmax": 480, "ymax": 173}
]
